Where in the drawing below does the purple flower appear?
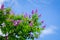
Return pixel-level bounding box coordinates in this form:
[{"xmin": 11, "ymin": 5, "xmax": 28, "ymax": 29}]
[
  {"xmin": 1, "ymin": 4, "xmax": 4, "ymax": 10},
  {"xmin": 17, "ymin": 20, "xmax": 21, "ymax": 24},
  {"xmin": 32, "ymin": 10, "xmax": 34, "ymax": 14},
  {"xmin": 13, "ymin": 20, "xmax": 21, "ymax": 26},
  {"xmin": 35, "ymin": 9, "xmax": 38, "ymax": 13},
  {"xmin": 42, "ymin": 25, "xmax": 46, "ymax": 29},
  {"xmin": 13, "ymin": 21, "xmax": 18, "ymax": 26},
  {"xmin": 24, "ymin": 12, "xmax": 28, "ymax": 18},
  {"xmin": 29, "ymin": 21, "xmax": 33, "ymax": 27},
  {"xmin": 41, "ymin": 20, "xmax": 44, "ymax": 23},
  {"xmin": 29, "ymin": 32, "xmax": 33, "ymax": 37},
  {"xmin": 29, "ymin": 15, "xmax": 31, "ymax": 18},
  {"xmin": 38, "ymin": 14, "xmax": 41, "ymax": 17},
  {"xmin": 10, "ymin": 10, "xmax": 14, "ymax": 15}
]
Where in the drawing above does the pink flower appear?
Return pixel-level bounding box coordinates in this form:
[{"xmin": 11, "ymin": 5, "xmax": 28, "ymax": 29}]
[
  {"xmin": 1, "ymin": 4, "xmax": 4, "ymax": 10},
  {"xmin": 32, "ymin": 10, "xmax": 34, "ymax": 14}
]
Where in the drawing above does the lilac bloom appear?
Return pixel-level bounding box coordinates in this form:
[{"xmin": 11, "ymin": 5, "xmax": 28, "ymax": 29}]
[
  {"xmin": 32, "ymin": 10, "xmax": 34, "ymax": 14},
  {"xmin": 24, "ymin": 12, "xmax": 28, "ymax": 18},
  {"xmin": 29, "ymin": 32, "xmax": 33, "ymax": 37},
  {"xmin": 35, "ymin": 9, "xmax": 38, "ymax": 13},
  {"xmin": 13, "ymin": 20, "xmax": 21, "ymax": 26},
  {"xmin": 1, "ymin": 4, "xmax": 4, "ymax": 10},
  {"xmin": 41, "ymin": 20, "xmax": 44, "ymax": 23},
  {"xmin": 42, "ymin": 25, "xmax": 46, "ymax": 29},
  {"xmin": 10, "ymin": 10, "xmax": 14, "ymax": 15},
  {"xmin": 13, "ymin": 21, "xmax": 18, "ymax": 26},
  {"xmin": 29, "ymin": 21, "xmax": 33, "ymax": 27},
  {"xmin": 17, "ymin": 20, "xmax": 21, "ymax": 24},
  {"xmin": 29, "ymin": 15, "xmax": 31, "ymax": 18},
  {"xmin": 38, "ymin": 14, "xmax": 41, "ymax": 17}
]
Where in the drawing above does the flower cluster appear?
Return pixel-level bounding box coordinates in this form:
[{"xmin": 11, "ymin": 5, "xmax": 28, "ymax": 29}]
[
  {"xmin": 0, "ymin": 4, "xmax": 46, "ymax": 40},
  {"xmin": 12, "ymin": 20, "xmax": 21, "ymax": 26}
]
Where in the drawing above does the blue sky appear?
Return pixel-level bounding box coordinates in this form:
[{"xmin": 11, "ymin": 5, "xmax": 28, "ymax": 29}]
[{"xmin": 0, "ymin": 0, "xmax": 60, "ymax": 40}]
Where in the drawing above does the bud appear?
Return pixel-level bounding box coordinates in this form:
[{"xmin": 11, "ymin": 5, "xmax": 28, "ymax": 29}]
[
  {"xmin": 29, "ymin": 15, "xmax": 31, "ymax": 18},
  {"xmin": 42, "ymin": 25, "xmax": 46, "ymax": 29},
  {"xmin": 29, "ymin": 21, "xmax": 33, "ymax": 27},
  {"xmin": 35, "ymin": 9, "xmax": 38, "ymax": 13},
  {"xmin": 24, "ymin": 12, "xmax": 28, "ymax": 18},
  {"xmin": 38, "ymin": 14, "xmax": 41, "ymax": 17},
  {"xmin": 32, "ymin": 10, "xmax": 34, "ymax": 14},
  {"xmin": 41, "ymin": 20, "xmax": 44, "ymax": 23}
]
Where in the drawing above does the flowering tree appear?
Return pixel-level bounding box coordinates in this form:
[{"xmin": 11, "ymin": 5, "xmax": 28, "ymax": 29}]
[{"xmin": 0, "ymin": 4, "xmax": 45, "ymax": 40}]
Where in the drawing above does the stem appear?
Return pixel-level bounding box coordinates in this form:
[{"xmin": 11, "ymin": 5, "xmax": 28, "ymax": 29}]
[
  {"xmin": 5, "ymin": 36, "xmax": 8, "ymax": 40},
  {"xmin": 5, "ymin": 33, "xmax": 8, "ymax": 40}
]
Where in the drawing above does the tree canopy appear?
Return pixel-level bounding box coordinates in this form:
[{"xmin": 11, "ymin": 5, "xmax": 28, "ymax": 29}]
[{"xmin": 0, "ymin": 4, "xmax": 45, "ymax": 40}]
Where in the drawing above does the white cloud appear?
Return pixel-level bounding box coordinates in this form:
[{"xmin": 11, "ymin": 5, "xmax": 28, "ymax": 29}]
[
  {"xmin": 34, "ymin": 25, "xmax": 57, "ymax": 40},
  {"xmin": 40, "ymin": 25, "xmax": 57, "ymax": 37}
]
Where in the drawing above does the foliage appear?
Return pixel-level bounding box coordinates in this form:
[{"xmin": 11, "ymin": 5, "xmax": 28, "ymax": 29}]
[{"xmin": 0, "ymin": 4, "xmax": 45, "ymax": 40}]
